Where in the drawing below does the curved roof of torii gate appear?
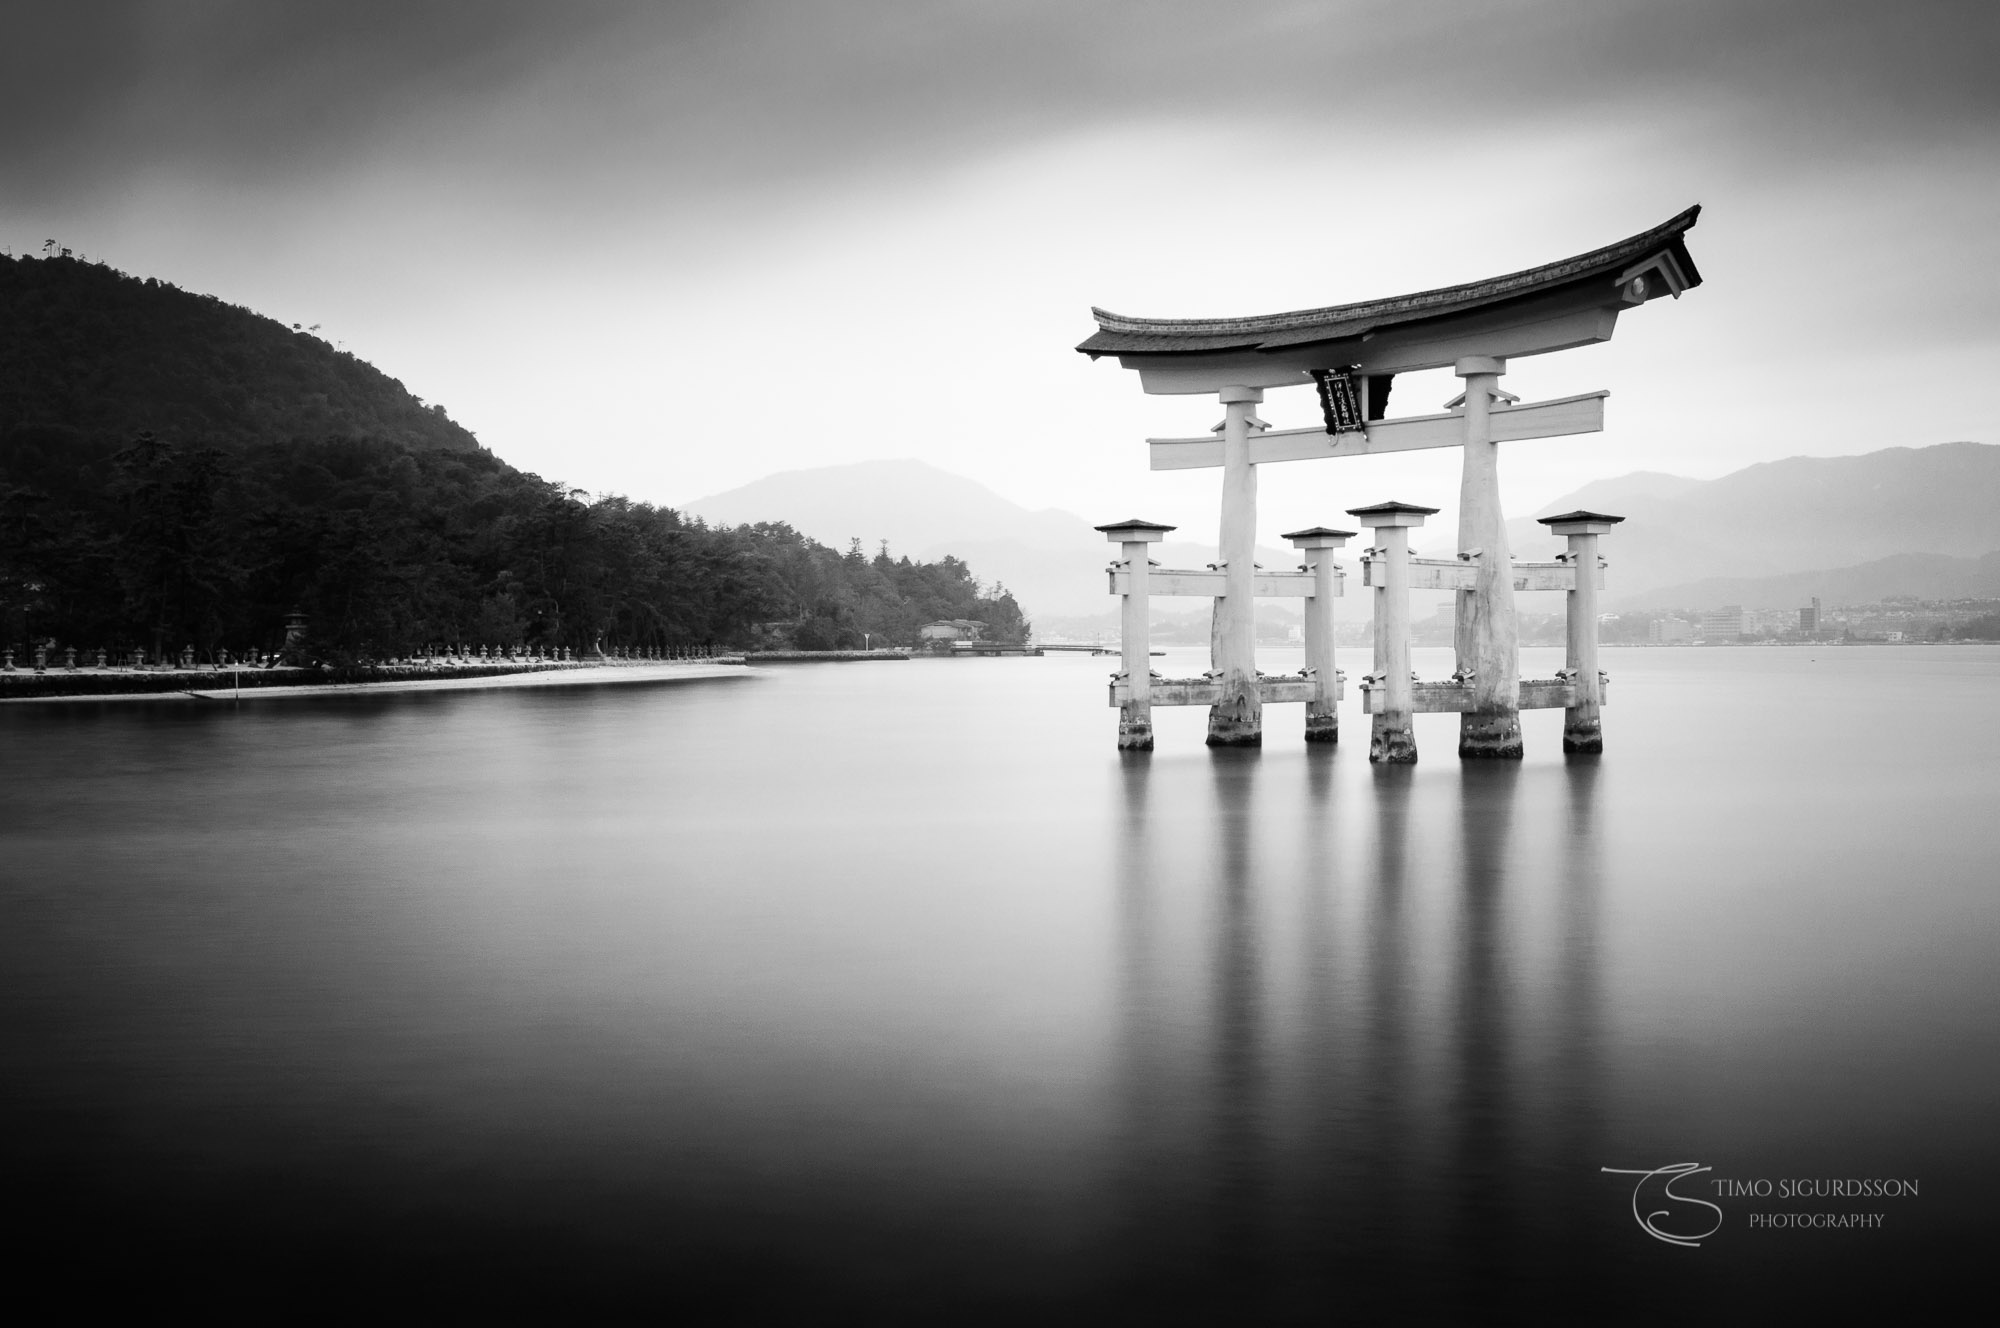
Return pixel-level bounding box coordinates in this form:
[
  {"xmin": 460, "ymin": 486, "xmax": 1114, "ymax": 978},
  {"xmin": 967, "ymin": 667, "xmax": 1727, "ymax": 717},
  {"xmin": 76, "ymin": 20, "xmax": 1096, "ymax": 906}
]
[{"xmin": 1077, "ymin": 205, "xmax": 1702, "ymax": 392}]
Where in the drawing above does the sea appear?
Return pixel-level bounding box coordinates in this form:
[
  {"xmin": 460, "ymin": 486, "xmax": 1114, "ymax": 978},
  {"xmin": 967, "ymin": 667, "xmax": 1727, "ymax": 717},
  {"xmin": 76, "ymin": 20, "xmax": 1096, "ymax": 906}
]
[{"xmin": 3, "ymin": 645, "xmax": 1995, "ymax": 1321}]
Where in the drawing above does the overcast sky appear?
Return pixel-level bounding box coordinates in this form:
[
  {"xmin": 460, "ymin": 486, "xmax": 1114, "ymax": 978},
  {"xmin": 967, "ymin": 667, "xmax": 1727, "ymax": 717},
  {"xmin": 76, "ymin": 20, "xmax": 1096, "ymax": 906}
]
[{"xmin": 6, "ymin": 0, "xmax": 1997, "ymax": 542}]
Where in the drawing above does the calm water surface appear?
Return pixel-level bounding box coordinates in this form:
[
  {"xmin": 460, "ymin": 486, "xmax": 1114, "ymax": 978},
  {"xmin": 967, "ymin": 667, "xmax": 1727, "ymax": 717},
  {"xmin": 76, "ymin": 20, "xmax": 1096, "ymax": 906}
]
[{"xmin": 4, "ymin": 646, "xmax": 1996, "ymax": 1320}]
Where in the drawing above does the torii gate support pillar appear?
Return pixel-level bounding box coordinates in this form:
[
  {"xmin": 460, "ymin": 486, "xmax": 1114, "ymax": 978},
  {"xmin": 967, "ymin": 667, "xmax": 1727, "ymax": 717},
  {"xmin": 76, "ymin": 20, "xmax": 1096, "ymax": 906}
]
[
  {"xmin": 1098, "ymin": 519, "xmax": 1175, "ymax": 751},
  {"xmin": 1286, "ymin": 526, "xmax": 1354, "ymax": 744},
  {"xmin": 1352, "ymin": 502, "xmax": 1436, "ymax": 763},
  {"xmin": 1539, "ymin": 510, "xmax": 1625, "ymax": 754},
  {"xmin": 1454, "ymin": 356, "xmax": 1524, "ymax": 759}
]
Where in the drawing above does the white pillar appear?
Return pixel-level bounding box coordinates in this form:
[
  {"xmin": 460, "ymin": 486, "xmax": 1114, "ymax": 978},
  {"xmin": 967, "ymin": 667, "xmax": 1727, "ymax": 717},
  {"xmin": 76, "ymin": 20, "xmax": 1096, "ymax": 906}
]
[
  {"xmin": 1351, "ymin": 502, "xmax": 1435, "ymax": 763},
  {"xmin": 1285, "ymin": 526, "xmax": 1355, "ymax": 744},
  {"xmin": 1453, "ymin": 355, "xmax": 1523, "ymax": 759},
  {"xmin": 1538, "ymin": 510, "xmax": 1624, "ymax": 754},
  {"xmin": 1208, "ymin": 386, "xmax": 1264, "ymax": 747},
  {"xmin": 1098, "ymin": 519, "xmax": 1174, "ymax": 750}
]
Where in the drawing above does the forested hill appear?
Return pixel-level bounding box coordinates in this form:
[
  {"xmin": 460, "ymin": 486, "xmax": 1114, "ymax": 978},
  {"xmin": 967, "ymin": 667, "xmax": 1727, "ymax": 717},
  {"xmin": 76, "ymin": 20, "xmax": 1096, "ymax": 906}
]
[
  {"xmin": 0, "ymin": 256, "xmax": 1025, "ymax": 662},
  {"xmin": 0, "ymin": 253, "xmax": 481, "ymax": 455}
]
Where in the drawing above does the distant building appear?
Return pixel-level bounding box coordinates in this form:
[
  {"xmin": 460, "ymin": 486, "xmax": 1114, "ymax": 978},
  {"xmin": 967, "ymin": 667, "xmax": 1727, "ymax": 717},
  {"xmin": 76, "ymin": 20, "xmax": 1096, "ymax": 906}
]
[
  {"xmin": 1743, "ymin": 607, "xmax": 1795, "ymax": 638},
  {"xmin": 1701, "ymin": 605, "xmax": 1745, "ymax": 641},
  {"xmin": 1650, "ymin": 617, "xmax": 1693, "ymax": 644},
  {"xmin": 919, "ymin": 619, "xmax": 986, "ymax": 643},
  {"xmin": 1799, "ymin": 597, "xmax": 1821, "ymax": 634}
]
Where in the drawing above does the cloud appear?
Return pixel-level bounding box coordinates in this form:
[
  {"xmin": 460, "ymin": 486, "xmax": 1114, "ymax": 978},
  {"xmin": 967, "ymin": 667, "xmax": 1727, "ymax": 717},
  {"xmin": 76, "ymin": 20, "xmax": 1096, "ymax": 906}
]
[
  {"xmin": 9, "ymin": 1, "xmax": 1995, "ymax": 213},
  {"xmin": 0, "ymin": 1, "xmax": 628, "ymax": 196}
]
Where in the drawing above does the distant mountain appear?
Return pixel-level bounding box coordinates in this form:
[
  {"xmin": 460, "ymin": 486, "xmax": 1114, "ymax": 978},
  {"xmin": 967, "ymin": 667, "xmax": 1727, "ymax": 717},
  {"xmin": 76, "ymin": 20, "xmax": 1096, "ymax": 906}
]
[
  {"xmin": 1617, "ymin": 551, "xmax": 2000, "ymax": 612},
  {"xmin": 685, "ymin": 459, "xmax": 1085, "ymax": 555},
  {"xmin": 1526, "ymin": 469, "xmax": 1705, "ymax": 513},
  {"xmin": 686, "ymin": 459, "xmax": 1288, "ymax": 618},
  {"xmin": 1509, "ymin": 441, "xmax": 2000, "ymax": 604},
  {"xmin": 0, "ymin": 254, "xmax": 481, "ymax": 455}
]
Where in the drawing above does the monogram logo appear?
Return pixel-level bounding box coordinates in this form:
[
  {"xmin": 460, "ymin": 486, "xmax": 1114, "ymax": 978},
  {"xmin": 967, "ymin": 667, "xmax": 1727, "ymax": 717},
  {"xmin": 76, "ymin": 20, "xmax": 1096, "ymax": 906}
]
[{"xmin": 1600, "ymin": 1163, "xmax": 1725, "ymax": 1247}]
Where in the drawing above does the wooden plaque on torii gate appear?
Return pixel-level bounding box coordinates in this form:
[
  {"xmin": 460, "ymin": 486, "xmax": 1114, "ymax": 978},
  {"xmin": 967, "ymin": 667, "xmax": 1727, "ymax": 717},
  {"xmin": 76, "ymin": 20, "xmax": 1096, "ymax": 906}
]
[{"xmin": 1081, "ymin": 206, "xmax": 1702, "ymax": 754}]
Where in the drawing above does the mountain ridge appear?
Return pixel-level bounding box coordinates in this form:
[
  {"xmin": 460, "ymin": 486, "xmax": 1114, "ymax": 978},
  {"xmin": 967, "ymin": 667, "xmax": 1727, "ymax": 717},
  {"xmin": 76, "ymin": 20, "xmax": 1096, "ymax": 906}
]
[
  {"xmin": 694, "ymin": 442, "xmax": 2000, "ymax": 618},
  {"xmin": 1612, "ymin": 550, "xmax": 2000, "ymax": 612},
  {"xmin": 0, "ymin": 258, "xmax": 1029, "ymax": 658},
  {"xmin": 0, "ymin": 253, "xmax": 482, "ymax": 456},
  {"xmin": 1510, "ymin": 440, "xmax": 2000, "ymax": 601},
  {"xmin": 686, "ymin": 458, "xmax": 1294, "ymax": 617}
]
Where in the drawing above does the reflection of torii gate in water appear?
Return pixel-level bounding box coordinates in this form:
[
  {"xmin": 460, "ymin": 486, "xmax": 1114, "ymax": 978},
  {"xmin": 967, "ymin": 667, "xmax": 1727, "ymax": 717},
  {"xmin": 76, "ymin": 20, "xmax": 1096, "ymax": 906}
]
[{"xmin": 1083, "ymin": 206, "xmax": 1703, "ymax": 758}]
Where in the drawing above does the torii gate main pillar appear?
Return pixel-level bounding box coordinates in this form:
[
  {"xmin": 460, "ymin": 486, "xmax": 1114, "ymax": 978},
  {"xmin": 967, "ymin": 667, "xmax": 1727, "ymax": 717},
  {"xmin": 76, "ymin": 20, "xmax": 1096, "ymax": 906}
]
[
  {"xmin": 1208, "ymin": 385, "xmax": 1263, "ymax": 747},
  {"xmin": 1453, "ymin": 356, "xmax": 1522, "ymax": 758}
]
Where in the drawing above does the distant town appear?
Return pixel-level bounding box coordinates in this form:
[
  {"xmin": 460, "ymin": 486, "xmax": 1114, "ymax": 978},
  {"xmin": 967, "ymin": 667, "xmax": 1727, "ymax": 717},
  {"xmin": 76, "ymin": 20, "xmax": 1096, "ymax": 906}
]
[
  {"xmin": 1424, "ymin": 593, "xmax": 2000, "ymax": 646},
  {"xmin": 1595, "ymin": 595, "xmax": 2000, "ymax": 645},
  {"xmin": 1042, "ymin": 595, "xmax": 2000, "ymax": 651}
]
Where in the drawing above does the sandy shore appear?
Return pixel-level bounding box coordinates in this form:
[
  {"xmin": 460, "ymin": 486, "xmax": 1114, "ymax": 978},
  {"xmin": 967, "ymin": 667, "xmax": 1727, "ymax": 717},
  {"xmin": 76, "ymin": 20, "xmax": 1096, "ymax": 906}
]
[{"xmin": 2, "ymin": 662, "xmax": 757, "ymax": 704}]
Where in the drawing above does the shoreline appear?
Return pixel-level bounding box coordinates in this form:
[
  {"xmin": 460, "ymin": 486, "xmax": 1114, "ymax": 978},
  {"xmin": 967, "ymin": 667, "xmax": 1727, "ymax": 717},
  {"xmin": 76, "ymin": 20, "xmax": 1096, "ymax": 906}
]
[
  {"xmin": 0, "ymin": 661, "xmax": 756, "ymax": 704},
  {"xmin": 742, "ymin": 650, "xmax": 911, "ymax": 662}
]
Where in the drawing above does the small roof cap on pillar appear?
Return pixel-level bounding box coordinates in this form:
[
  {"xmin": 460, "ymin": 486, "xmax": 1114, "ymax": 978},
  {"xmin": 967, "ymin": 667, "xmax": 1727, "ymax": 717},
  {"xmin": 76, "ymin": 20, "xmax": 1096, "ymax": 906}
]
[
  {"xmin": 1345, "ymin": 500, "xmax": 1438, "ymax": 528},
  {"xmin": 1281, "ymin": 525, "xmax": 1357, "ymax": 548},
  {"xmin": 1094, "ymin": 517, "xmax": 1176, "ymax": 542},
  {"xmin": 1536, "ymin": 509, "xmax": 1625, "ymax": 535}
]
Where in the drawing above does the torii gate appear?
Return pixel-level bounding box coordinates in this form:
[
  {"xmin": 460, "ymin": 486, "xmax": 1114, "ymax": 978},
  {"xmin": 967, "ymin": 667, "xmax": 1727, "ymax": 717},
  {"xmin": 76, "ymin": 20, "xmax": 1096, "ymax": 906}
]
[{"xmin": 1081, "ymin": 206, "xmax": 1702, "ymax": 754}]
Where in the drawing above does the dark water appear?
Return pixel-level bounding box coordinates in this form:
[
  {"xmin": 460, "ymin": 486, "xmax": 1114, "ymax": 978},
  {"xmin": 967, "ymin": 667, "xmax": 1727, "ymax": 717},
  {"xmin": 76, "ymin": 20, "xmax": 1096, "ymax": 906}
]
[{"xmin": 4, "ymin": 647, "xmax": 1996, "ymax": 1320}]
